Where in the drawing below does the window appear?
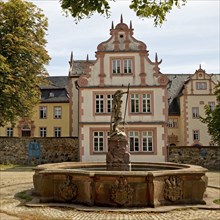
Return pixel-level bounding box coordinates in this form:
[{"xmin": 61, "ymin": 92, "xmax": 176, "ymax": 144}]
[
  {"xmin": 112, "ymin": 59, "xmax": 121, "ymax": 74},
  {"xmin": 39, "ymin": 106, "xmax": 47, "ymax": 119},
  {"xmin": 142, "ymin": 131, "xmax": 153, "ymax": 152},
  {"xmin": 129, "ymin": 131, "xmax": 154, "ymax": 152},
  {"xmin": 193, "ymin": 130, "xmax": 199, "ymax": 141},
  {"xmin": 142, "ymin": 94, "xmax": 151, "ymax": 113},
  {"xmin": 130, "ymin": 93, "xmax": 151, "ymax": 113},
  {"xmin": 54, "ymin": 106, "xmax": 62, "ymax": 119},
  {"xmin": 208, "ymin": 102, "xmax": 215, "ymax": 111},
  {"xmin": 168, "ymin": 118, "xmax": 178, "ymax": 128},
  {"xmin": 95, "ymin": 94, "xmax": 104, "ymax": 113},
  {"xmin": 124, "ymin": 59, "xmax": 132, "ymax": 73},
  {"xmin": 131, "ymin": 94, "xmax": 139, "ymax": 113},
  {"xmin": 49, "ymin": 92, "xmax": 54, "ymax": 97},
  {"xmin": 192, "ymin": 107, "xmax": 199, "ymax": 118},
  {"xmin": 107, "ymin": 94, "xmax": 113, "ymax": 113},
  {"xmin": 93, "ymin": 131, "xmax": 104, "ymax": 152},
  {"xmin": 54, "ymin": 127, "xmax": 61, "ymax": 137},
  {"xmin": 7, "ymin": 127, "xmax": 13, "ymax": 137},
  {"xmin": 112, "ymin": 58, "xmax": 133, "ymax": 74},
  {"xmin": 129, "ymin": 131, "xmax": 139, "ymax": 152},
  {"xmin": 40, "ymin": 127, "xmax": 47, "ymax": 137},
  {"xmin": 196, "ymin": 82, "xmax": 207, "ymax": 90},
  {"xmin": 94, "ymin": 93, "xmax": 114, "ymax": 114}
]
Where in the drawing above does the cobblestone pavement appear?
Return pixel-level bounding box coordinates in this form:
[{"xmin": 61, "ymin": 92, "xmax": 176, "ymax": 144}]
[{"xmin": 0, "ymin": 170, "xmax": 220, "ymax": 220}]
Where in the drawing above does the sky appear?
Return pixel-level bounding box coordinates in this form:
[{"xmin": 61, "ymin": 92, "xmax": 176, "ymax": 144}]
[{"xmin": 30, "ymin": 0, "xmax": 220, "ymax": 76}]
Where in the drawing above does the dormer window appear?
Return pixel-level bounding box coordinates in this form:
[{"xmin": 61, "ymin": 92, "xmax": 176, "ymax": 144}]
[
  {"xmin": 196, "ymin": 82, "xmax": 207, "ymax": 90},
  {"xmin": 49, "ymin": 92, "xmax": 54, "ymax": 97}
]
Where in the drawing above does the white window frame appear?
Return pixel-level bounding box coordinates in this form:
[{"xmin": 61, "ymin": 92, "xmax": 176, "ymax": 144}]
[
  {"xmin": 54, "ymin": 106, "xmax": 62, "ymax": 119},
  {"xmin": 168, "ymin": 118, "xmax": 178, "ymax": 128},
  {"xmin": 208, "ymin": 102, "xmax": 215, "ymax": 111},
  {"xmin": 95, "ymin": 94, "xmax": 104, "ymax": 113},
  {"xmin": 196, "ymin": 82, "xmax": 207, "ymax": 90},
  {"xmin": 142, "ymin": 131, "xmax": 153, "ymax": 152},
  {"xmin": 6, "ymin": 127, "xmax": 13, "ymax": 137},
  {"xmin": 112, "ymin": 58, "xmax": 133, "ymax": 74},
  {"xmin": 142, "ymin": 94, "xmax": 151, "ymax": 113},
  {"xmin": 112, "ymin": 59, "xmax": 121, "ymax": 74},
  {"xmin": 192, "ymin": 107, "xmax": 199, "ymax": 118},
  {"xmin": 54, "ymin": 127, "xmax": 61, "ymax": 137},
  {"xmin": 129, "ymin": 131, "xmax": 139, "ymax": 152},
  {"xmin": 131, "ymin": 94, "xmax": 139, "ymax": 113},
  {"xmin": 129, "ymin": 131, "xmax": 154, "ymax": 152},
  {"xmin": 124, "ymin": 59, "xmax": 132, "ymax": 73},
  {"xmin": 130, "ymin": 93, "xmax": 151, "ymax": 113},
  {"xmin": 39, "ymin": 106, "xmax": 47, "ymax": 119},
  {"xmin": 40, "ymin": 127, "xmax": 47, "ymax": 137},
  {"xmin": 93, "ymin": 131, "xmax": 104, "ymax": 152},
  {"xmin": 107, "ymin": 94, "xmax": 113, "ymax": 113},
  {"xmin": 193, "ymin": 130, "xmax": 199, "ymax": 141}
]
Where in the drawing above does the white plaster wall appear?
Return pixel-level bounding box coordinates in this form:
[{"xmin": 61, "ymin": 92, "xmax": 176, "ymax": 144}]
[
  {"xmin": 80, "ymin": 87, "xmax": 166, "ymax": 123},
  {"xmin": 81, "ymin": 124, "xmax": 166, "ymax": 162}
]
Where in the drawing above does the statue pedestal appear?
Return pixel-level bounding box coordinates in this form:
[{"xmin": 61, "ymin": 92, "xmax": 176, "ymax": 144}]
[{"xmin": 106, "ymin": 135, "xmax": 131, "ymax": 171}]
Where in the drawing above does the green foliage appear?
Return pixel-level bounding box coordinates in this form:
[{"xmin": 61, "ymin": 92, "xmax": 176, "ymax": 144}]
[
  {"xmin": 60, "ymin": 0, "xmax": 187, "ymax": 26},
  {"xmin": 213, "ymin": 199, "xmax": 220, "ymax": 205},
  {"xmin": 200, "ymin": 82, "xmax": 220, "ymax": 146},
  {"xmin": 17, "ymin": 190, "xmax": 33, "ymax": 202},
  {"xmin": 0, "ymin": 0, "xmax": 50, "ymax": 126}
]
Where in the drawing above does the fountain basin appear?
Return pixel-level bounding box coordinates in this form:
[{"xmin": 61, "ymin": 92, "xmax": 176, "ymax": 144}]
[{"xmin": 33, "ymin": 162, "xmax": 208, "ymax": 207}]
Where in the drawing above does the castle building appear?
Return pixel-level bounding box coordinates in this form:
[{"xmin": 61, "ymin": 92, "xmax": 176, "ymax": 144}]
[
  {"xmin": 69, "ymin": 17, "xmax": 169, "ymax": 162},
  {"xmin": 1, "ymin": 17, "xmax": 219, "ymax": 162}
]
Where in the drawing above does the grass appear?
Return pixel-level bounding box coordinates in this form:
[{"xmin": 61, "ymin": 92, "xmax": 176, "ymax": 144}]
[
  {"xmin": 213, "ymin": 199, "xmax": 220, "ymax": 205},
  {"xmin": 16, "ymin": 190, "xmax": 33, "ymax": 202},
  {"xmin": 0, "ymin": 164, "xmax": 18, "ymax": 170}
]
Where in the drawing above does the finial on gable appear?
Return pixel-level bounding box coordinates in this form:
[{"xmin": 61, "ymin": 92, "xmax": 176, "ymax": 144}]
[
  {"xmin": 155, "ymin": 52, "xmax": 158, "ymax": 62},
  {"xmin": 155, "ymin": 52, "xmax": 162, "ymax": 64},
  {"xmin": 111, "ymin": 21, "xmax": 114, "ymax": 29},
  {"xmin": 199, "ymin": 64, "xmax": 202, "ymax": 69},
  {"xmin": 130, "ymin": 20, "xmax": 132, "ymax": 29},
  {"xmin": 86, "ymin": 54, "xmax": 89, "ymax": 62},
  {"xmin": 69, "ymin": 51, "xmax": 73, "ymax": 65},
  {"xmin": 120, "ymin": 14, "xmax": 123, "ymax": 23}
]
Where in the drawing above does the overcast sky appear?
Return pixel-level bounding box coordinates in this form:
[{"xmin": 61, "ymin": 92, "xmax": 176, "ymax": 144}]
[{"xmin": 30, "ymin": 0, "xmax": 220, "ymax": 76}]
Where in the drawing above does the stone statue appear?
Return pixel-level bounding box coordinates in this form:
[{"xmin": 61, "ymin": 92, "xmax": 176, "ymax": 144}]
[
  {"xmin": 110, "ymin": 89, "xmax": 127, "ymax": 137},
  {"xmin": 107, "ymin": 87, "xmax": 131, "ymax": 171}
]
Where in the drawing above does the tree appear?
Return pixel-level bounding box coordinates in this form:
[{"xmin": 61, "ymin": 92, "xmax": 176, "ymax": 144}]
[
  {"xmin": 60, "ymin": 0, "xmax": 187, "ymax": 26},
  {"xmin": 200, "ymin": 82, "xmax": 220, "ymax": 146},
  {"xmin": 0, "ymin": 0, "xmax": 50, "ymax": 127}
]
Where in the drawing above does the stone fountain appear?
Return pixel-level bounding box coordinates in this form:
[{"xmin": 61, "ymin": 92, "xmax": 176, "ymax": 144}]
[{"xmin": 33, "ymin": 89, "xmax": 208, "ymax": 208}]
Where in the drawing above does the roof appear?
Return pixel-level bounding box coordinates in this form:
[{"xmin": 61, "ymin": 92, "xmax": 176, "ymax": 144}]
[
  {"xmin": 165, "ymin": 73, "xmax": 220, "ymax": 115},
  {"xmin": 69, "ymin": 60, "xmax": 96, "ymax": 76},
  {"xmin": 40, "ymin": 76, "xmax": 69, "ymax": 103}
]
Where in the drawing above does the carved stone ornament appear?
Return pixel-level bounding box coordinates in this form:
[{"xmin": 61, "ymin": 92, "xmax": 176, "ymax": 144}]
[
  {"xmin": 59, "ymin": 175, "xmax": 78, "ymax": 202},
  {"xmin": 110, "ymin": 176, "xmax": 133, "ymax": 206},
  {"xmin": 164, "ymin": 176, "xmax": 183, "ymax": 202}
]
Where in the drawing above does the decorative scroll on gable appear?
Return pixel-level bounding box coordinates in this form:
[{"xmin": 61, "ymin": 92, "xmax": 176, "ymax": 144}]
[{"xmin": 97, "ymin": 15, "xmax": 147, "ymax": 53}]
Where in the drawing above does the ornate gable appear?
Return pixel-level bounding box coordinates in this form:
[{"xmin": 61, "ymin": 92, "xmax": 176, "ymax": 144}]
[{"xmin": 97, "ymin": 15, "xmax": 147, "ymax": 53}]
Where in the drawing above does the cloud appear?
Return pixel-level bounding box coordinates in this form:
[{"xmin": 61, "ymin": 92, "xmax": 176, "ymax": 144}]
[{"xmin": 30, "ymin": 0, "xmax": 219, "ymax": 75}]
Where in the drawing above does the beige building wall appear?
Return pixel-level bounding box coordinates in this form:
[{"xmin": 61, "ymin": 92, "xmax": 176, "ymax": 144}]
[
  {"xmin": 177, "ymin": 68, "xmax": 217, "ymax": 146},
  {"xmin": 0, "ymin": 102, "xmax": 70, "ymax": 137}
]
